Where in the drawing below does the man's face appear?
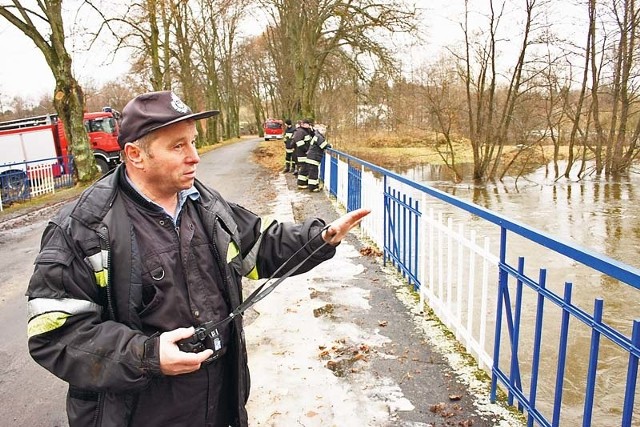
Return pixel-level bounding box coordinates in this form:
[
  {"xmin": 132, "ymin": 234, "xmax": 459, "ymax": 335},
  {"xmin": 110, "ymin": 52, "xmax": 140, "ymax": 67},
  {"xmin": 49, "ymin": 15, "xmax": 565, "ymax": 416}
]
[{"xmin": 137, "ymin": 120, "xmax": 200, "ymax": 197}]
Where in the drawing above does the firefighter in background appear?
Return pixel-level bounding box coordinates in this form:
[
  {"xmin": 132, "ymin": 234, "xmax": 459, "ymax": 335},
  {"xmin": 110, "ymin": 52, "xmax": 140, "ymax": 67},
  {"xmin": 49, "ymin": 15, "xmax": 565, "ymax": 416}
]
[
  {"xmin": 292, "ymin": 118, "xmax": 315, "ymax": 188},
  {"xmin": 283, "ymin": 119, "xmax": 296, "ymax": 173},
  {"xmin": 306, "ymin": 124, "xmax": 331, "ymax": 192},
  {"xmin": 291, "ymin": 120, "xmax": 302, "ymax": 176}
]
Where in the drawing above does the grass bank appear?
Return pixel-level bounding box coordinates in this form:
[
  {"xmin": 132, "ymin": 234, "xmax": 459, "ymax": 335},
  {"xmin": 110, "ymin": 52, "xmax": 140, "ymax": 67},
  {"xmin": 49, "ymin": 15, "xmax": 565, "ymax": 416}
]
[{"xmin": 252, "ymin": 130, "xmax": 570, "ymax": 179}]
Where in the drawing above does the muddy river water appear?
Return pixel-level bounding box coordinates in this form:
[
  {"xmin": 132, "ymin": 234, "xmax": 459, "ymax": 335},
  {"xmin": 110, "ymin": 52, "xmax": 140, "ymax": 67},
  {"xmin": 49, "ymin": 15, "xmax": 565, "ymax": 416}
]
[{"xmin": 400, "ymin": 161, "xmax": 640, "ymax": 426}]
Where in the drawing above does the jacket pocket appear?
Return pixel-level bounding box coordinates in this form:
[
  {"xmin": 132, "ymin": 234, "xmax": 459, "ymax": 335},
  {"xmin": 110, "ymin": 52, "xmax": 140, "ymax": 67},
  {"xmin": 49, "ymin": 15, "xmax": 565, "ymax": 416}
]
[
  {"xmin": 137, "ymin": 260, "xmax": 166, "ymax": 317},
  {"xmin": 67, "ymin": 386, "xmax": 100, "ymax": 427},
  {"xmin": 28, "ymin": 248, "xmax": 76, "ymax": 299}
]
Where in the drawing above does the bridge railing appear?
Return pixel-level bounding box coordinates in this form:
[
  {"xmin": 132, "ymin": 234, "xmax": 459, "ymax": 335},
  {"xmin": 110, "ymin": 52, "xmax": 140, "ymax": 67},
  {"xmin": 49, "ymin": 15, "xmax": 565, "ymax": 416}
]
[
  {"xmin": 322, "ymin": 149, "xmax": 640, "ymax": 427},
  {"xmin": 0, "ymin": 155, "xmax": 74, "ymax": 210}
]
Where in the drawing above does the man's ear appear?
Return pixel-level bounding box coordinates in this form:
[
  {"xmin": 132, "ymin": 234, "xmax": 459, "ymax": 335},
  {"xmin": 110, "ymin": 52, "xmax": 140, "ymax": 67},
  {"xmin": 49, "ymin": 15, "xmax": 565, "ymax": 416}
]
[{"xmin": 124, "ymin": 143, "xmax": 144, "ymax": 169}]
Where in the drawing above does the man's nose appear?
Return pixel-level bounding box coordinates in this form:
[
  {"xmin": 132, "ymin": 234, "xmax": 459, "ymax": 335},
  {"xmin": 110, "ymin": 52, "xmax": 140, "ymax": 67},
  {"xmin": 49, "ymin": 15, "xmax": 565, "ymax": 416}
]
[{"xmin": 187, "ymin": 143, "xmax": 200, "ymax": 163}]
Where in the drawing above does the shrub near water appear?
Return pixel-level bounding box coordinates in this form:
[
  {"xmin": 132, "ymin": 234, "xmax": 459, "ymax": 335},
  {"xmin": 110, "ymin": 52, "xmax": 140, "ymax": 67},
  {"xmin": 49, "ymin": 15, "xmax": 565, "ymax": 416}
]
[
  {"xmin": 253, "ymin": 130, "xmax": 473, "ymax": 173},
  {"xmin": 330, "ymin": 130, "xmax": 475, "ymax": 171},
  {"xmin": 252, "ymin": 130, "xmax": 559, "ymax": 179}
]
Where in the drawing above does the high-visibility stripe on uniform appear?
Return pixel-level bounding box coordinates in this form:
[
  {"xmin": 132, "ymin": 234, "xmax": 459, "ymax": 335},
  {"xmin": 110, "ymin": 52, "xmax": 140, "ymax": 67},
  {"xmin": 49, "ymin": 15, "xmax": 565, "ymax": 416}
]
[
  {"xmin": 227, "ymin": 241, "xmax": 240, "ymax": 263},
  {"xmin": 27, "ymin": 298, "xmax": 103, "ymax": 337},
  {"xmin": 296, "ymin": 140, "xmax": 306, "ymax": 147},
  {"xmin": 310, "ymin": 136, "xmax": 329, "ymax": 148},
  {"xmin": 226, "ymin": 217, "xmax": 277, "ymax": 280},
  {"xmin": 306, "ymin": 159, "xmax": 321, "ymax": 166},
  {"xmin": 87, "ymin": 250, "xmax": 109, "ymax": 288},
  {"xmin": 285, "ymin": 148, "xmax": 294, "ymax": 153}
]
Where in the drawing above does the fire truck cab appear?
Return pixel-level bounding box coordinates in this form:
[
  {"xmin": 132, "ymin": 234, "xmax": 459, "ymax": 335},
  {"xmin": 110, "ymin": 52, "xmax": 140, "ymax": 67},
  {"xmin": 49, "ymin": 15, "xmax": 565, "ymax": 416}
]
[{"xmin": 263, "ymin": 119, "xmax": 284, "ymax": 141}]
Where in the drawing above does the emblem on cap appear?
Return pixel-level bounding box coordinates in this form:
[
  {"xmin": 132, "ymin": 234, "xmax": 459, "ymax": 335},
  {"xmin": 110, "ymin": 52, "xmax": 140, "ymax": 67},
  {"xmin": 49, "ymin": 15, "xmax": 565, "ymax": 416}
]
[{"xmin": 170, "ymin": 92, "xmax": 190, "ymax": 114}]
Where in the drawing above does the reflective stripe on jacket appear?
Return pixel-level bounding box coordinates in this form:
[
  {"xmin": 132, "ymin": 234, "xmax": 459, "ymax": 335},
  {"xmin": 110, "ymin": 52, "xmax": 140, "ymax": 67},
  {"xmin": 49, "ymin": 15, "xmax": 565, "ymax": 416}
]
[
  {"xmin": 307, "ymin": 131, "xmax": 329, "ymax": 162},
  {"xmin": 291, "ymin": 127, "xmax": 314, "ymax": 157}
]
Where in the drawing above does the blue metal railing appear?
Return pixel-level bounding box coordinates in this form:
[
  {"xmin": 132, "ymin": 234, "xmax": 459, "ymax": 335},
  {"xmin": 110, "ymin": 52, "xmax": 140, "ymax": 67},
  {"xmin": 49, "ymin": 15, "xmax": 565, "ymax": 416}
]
[
  {"xmin": 322, "ymin": 148, "xmax": 640, "ymax": 427},
  {"xmin": 0, "ymin": 156, "xmax": 75, "ymax": 206}
]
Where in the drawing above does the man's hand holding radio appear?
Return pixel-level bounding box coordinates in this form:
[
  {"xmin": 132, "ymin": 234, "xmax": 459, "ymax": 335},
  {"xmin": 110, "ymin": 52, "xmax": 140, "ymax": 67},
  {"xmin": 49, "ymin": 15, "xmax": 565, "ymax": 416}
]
[{"xmin": 160, "ymin": 327, "xmax": 213, "ymax": 375}]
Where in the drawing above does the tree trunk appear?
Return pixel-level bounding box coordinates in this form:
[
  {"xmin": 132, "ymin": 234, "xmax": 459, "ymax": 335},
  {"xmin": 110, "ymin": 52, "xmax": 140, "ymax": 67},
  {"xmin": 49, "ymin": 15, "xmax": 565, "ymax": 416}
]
[
  {"xmin": 0, "ymin": 0, "xmax": 98, "ymax": 183},
  {"xmin": 53, "ymin": 80, "xmax": 95, "ymax": 183}
]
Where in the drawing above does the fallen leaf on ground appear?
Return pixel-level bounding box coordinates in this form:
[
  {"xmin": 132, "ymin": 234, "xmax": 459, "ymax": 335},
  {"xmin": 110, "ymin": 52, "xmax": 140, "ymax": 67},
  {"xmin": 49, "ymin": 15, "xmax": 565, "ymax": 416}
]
[{"xmin": 359, "ymin": 246, "xmax": 383, "ymax": 257}]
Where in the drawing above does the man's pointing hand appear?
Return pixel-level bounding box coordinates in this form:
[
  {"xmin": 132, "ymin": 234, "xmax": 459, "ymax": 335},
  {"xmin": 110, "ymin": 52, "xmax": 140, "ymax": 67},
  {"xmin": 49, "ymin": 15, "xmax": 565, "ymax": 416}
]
[{"xmin": 322, "ymin": 207, "xmax": 371, "ymax": 246}]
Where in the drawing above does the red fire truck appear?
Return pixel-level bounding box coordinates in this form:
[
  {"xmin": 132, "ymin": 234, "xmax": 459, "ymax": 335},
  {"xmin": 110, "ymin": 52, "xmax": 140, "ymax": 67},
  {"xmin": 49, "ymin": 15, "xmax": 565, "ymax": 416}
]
[
  {"xmin": 263, "ymin": 118, "xmax": 284, "ymax": 141},
  {"xmin": 0, "ymin": 108, "xmax": 121, "ymax": 171},
  {"xmin": 0, "ymin": 108, "xmax": 122, "ymax": 200}
]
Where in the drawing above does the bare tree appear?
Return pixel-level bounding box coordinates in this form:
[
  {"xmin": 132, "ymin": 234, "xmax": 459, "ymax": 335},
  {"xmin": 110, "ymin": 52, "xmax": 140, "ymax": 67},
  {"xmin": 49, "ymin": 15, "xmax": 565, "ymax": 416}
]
[
  {"xmin": 104, "ymin": 0, "xmax": 172, "ymax": 91},
  {"xmin": 235, "ymin": 35, "xmax": 277, "ymax": 137},
  {"xmin": 191, "ymin": 0, "xmax": 251, "ymax": 142},
  {"xmin": 260, "ymin": 0, "xmax": 418, "ymax": 119},
  {"xmin": 605, "ymin": 0, "xmax": 640, "ymax": 175},
  {"xmin": 448, "ymin": 0, "xmax": 550, "ymax": 181},
  {"xmin": 426, "ymin": 74, "xmax": 464, "ymax": 181},
  {"xmin": 0, "ymin": 0, "xmax": 98, "ymax": 182}
]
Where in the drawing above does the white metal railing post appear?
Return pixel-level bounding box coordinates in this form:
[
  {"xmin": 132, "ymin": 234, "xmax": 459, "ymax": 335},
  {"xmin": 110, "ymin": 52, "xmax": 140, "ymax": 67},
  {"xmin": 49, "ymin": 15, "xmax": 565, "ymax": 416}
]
[
  {"xmin": 437, "ymin": 212, "xmax": 444, "ymax": 319},
  {"xmin": 446, "ymin": 217, "xmax": 453, "ymax": 326},
  {"xmin": 456, "ymin": 223, "xmax": 464, "ymax": 340},
  {"xmin": 419, "ymin": 193, "xmax": 427, "ymax": 310},
  {"xmin": 479, "ymin": 237, "xmax": 491, "ymax": 370},
  {"xmin": 428, "ymin": 208, "xmax": 435, "ymax": 301},
  {"xmin": 466, "ymin": 230, "xmax": 477, "ymax": 351}
]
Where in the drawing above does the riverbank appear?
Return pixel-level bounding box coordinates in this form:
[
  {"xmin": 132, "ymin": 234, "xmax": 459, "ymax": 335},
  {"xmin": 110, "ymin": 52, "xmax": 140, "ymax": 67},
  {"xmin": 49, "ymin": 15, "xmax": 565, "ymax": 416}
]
[{"xmin": 252, "ymin": 131, "xmax": 571, "ymax": 180}]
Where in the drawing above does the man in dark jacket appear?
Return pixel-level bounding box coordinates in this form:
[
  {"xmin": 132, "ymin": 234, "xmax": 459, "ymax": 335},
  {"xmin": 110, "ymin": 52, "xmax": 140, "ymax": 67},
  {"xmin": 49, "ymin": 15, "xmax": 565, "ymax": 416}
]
[
  {"xmin": 291, "ymin": 118, "xmax": 315, "ymax": 189},
  {"xmin": 282, "ymin": 119, "xmax": 295, "ymax": 173},
  {"xmin": 306, "ymin": 124, "xmax": 331, "ymax": 192},
  {"xmin": 25, "ymin": 91, "xmax": 370, "ymax": 427}
]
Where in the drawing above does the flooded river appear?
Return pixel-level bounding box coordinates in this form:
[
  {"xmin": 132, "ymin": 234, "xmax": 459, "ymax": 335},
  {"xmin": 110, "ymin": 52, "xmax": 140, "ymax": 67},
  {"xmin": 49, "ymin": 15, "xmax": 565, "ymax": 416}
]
[{"xmin": 400, "ymin": 161, "xmax": 640, "ymax": 426}]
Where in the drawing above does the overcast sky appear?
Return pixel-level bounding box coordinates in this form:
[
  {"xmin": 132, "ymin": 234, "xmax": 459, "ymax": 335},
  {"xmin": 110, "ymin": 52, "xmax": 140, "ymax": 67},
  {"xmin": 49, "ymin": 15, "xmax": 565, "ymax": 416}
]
[
  {"xmin": 0, "ymin": 1, "xmax": 583, "ymax": 107},
  {"xmin": 0, "ymin": 18, "xmax": 131, "ymax": 103},
  {"xmin": 0, "ymin": 2, "xmax": 444, "ymax": 104},
  {"xmin": 0, "ymin": 22, "xmax": 58, "ymax": 102}
]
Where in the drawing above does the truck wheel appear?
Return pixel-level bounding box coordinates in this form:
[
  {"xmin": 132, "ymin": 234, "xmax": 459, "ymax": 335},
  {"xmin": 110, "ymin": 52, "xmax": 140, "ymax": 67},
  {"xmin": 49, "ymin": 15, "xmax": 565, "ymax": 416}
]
[{"xmin": 96, "ymin": 158, "xmax": 109, "ymax": 175}]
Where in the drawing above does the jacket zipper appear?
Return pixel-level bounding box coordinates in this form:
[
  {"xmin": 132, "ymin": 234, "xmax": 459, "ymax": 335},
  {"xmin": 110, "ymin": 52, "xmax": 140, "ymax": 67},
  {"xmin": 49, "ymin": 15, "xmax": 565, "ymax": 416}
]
[
  {"xmin": 211, "ymin": 221, "xmax": 235, "ymax": 306},
  {"xmin": 96, "ymin": 231, "xmax": 116, "ymax": 323},
  {"xmin": 91, "ymin": 230, "xmax": 113, "ymax": 427}
]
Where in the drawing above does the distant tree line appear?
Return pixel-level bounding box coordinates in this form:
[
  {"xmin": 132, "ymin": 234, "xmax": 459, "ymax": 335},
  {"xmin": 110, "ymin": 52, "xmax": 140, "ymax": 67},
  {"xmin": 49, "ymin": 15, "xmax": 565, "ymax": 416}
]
[
  {"xmin": 400, "ymin": 0, "xmax": 640, "ymax": 181},
  {"xmin": 1, "ymin": 0, "xmax": 640, "ymax": 182}
]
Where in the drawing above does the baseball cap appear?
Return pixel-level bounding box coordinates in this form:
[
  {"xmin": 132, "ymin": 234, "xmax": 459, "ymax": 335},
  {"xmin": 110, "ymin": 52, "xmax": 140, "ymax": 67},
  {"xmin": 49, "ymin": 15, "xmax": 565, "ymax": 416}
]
[{"xmin": 117, "ymin": 91, "xmax": 220, "ymax": 148}]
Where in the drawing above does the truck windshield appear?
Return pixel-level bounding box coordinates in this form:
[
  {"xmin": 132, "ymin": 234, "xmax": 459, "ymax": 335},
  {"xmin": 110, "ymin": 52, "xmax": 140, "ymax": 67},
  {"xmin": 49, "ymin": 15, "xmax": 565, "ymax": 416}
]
[
  {"xmin": 266, "ymin": 122, "xmax": 282, "ymax": 130},
  {"xmin": 86, "ymin": 118, "xmax": 116, "ymax": 134}
]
